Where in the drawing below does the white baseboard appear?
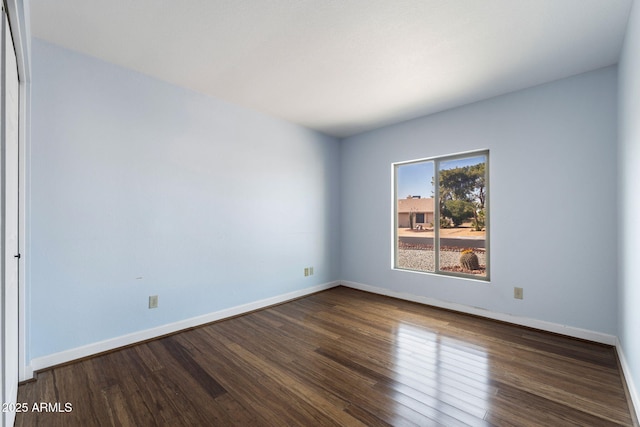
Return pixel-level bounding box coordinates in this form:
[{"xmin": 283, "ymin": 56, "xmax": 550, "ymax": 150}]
[
  {"xmin": 340, "ymin": 280, "xmax": 617, "ymax": 345},
  {"xmin": 25, "ymin": 280, "xmax": 622, "ymax": 379},
  {"xmin": 616, "ymin": 338, "xmax": 640, "ymax": 425},
  {"xmin": 28, "ymin": 281, "xmax": 339, "ymax": 377}
]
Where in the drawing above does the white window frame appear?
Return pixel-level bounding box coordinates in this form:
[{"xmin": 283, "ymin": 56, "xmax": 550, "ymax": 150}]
[{"xmin": 393, "ymin": 150, "xmax": 490, "ymax": 281}]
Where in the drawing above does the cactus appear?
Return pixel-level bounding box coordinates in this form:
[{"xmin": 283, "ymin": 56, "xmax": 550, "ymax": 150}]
[{"xmin": 459, "ymin": 249, "xmax": 480, "ymax": 270}]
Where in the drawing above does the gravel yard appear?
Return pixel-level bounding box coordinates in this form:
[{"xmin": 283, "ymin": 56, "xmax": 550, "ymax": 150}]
[{"xmin": 397, "ymin": 248, "xmax": 486, "ymax": 275}]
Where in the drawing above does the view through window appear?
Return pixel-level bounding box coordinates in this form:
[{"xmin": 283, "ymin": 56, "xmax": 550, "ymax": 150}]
[{"xmin": 394, "ymin": 151, "xmax": 489, "ymax": 280}]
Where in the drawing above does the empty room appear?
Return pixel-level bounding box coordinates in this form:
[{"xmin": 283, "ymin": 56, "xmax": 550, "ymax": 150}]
[{"xmin": 2, "ymin": 0, "xmax": 640, "ymax": 425}]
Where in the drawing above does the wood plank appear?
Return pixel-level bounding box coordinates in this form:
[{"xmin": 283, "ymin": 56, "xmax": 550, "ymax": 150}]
[{"xmin": 16, "ymin": 286, "xmax": 635, "ymax": 426}]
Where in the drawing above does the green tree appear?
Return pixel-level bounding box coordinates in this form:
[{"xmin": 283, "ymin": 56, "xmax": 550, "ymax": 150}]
[
  {"xmin": 437, "ymin": 162, "xmax": 486, "ymax": 229},
  {"xmin": 444, "ymin": 200, "xmax": 475, "ymax": 226}
]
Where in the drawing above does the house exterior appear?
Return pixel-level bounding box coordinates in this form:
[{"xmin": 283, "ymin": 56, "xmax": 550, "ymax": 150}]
[{"xmin": 397, "ymin": 197, "xmax": 435, "ymax": 228}]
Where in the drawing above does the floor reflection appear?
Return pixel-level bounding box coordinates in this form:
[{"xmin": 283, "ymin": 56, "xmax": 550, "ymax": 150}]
[{"xmin": 390, "ymin": 322, "xmax": 491, "ymax": 424}]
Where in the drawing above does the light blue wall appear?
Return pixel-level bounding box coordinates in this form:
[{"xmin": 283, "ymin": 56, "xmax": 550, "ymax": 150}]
[
  {"xmin": 619, "ymin": 0, "xmax": 640, "ymax": 408},
  {"xmin": 341, "ymin": 67, "xmax": 619, "ymax": 334},
  {"xmin": 28, "ymin": 39, "xmax": 341, "ymax": 360}
]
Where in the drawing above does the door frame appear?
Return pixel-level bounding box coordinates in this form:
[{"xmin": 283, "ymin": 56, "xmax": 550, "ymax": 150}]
[{"xmin": 3, "ymin": 0, "xmax": 31, "ymax": 383}]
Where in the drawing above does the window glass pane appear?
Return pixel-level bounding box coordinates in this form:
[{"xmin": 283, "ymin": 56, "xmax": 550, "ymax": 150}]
[
  {"xmin": 438, "ymin": 155, "xmax": 487, "ymax": 278},
  {"xmin": 396, "ymin": 161, "xmax": 435, "ymax": 272}
]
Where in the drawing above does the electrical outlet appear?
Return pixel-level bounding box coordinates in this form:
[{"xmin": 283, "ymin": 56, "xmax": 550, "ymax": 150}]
[
  {"xmin": 149, "ymin": 295, "xmax": 158, "ymax": 308},
  {"xmin": 514, "ymin": 287, "xmax": 523, "ymax": 300},
  {"xmin": 304, "ymin": 268, "xmax": 309, "ymax": 277}
]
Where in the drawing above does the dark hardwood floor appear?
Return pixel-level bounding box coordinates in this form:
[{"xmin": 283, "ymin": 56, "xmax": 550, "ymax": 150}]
[{"xmin": 16, "ymin": 286, "xmax": 637, "ymax": 426}]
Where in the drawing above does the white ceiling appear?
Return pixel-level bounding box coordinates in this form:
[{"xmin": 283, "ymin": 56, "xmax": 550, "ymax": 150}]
[{"xmin": 29, "ymin": 0, "xmax": 632, "ymax": 138}]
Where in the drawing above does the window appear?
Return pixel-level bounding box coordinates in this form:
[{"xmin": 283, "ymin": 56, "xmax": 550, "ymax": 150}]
[{"xmin": 394, "ymin": 150, "xmax": 489, "ymax": 280}]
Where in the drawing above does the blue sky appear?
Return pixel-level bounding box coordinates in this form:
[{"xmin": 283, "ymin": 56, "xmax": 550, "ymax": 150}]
[
  {"xmin": 397, "ymin": 162, "xmax": 434, "ymax": 199},
  {"xmin": 396, "ymin": 154, "xmax": 485, "ymax": 199}
]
